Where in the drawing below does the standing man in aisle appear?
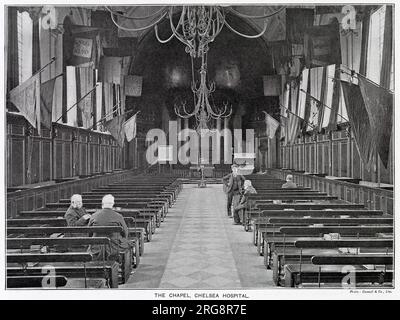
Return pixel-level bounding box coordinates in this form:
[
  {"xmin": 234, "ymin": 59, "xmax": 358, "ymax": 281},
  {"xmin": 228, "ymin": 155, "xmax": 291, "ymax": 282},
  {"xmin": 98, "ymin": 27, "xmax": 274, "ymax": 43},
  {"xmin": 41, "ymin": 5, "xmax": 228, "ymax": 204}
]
[{"xmin": 222, "ymin": 164, "xmax": 245, "ymax": 218}]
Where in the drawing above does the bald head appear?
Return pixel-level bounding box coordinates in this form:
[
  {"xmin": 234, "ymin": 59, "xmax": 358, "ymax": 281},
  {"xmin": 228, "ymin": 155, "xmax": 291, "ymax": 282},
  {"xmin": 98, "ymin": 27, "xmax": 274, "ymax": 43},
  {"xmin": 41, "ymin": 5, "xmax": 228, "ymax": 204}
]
[
  {"xmin": 102, "ymin": 194, "xmax": 115, "ymax": 209},
  {"xmin": 71, "ymin": 194, "xmax": 83, "ymax": 209}
]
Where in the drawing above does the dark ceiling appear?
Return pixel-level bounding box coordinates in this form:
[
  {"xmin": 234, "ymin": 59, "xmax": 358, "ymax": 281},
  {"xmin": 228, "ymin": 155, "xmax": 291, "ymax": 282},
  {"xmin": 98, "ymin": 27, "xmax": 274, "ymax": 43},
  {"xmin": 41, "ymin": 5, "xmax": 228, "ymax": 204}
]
[{"xmin": 129, "ymin": 12, "xmax": 275, "ymax": 118}]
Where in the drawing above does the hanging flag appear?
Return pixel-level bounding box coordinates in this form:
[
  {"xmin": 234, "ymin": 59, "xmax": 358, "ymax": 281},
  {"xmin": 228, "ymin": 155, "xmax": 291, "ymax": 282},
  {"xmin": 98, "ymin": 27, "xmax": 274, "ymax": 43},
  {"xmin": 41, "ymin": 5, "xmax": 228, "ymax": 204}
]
[
  {"xmin": 287, "ymin": 113, "xmax": 300, "ymax": 145},
  {"xmin": 76, "ymin": 66, "xmax": 94, "ymax": 128},
  {"xmin": 125, "ymin": 75, "xmax": 143, "ymax": 97},
  {"xmin": 40, "ymin": 77, "xmax": 56, "ymax": 129},
  {"xmin": 64, "ymin": 24, "xmax": 101, "ymax": 67},
  {"xmin": 9, "ymin": 73, "xmax": 41, "ymax": 128},
  {"xmin": 98, "ymin": 56, "xmax": 130, "ymax": 84},
  {"xmin": 358, "ymin": 77, "xmax": 393, "ymax": 168},
  {"xmin": 280, "ymin": 115, "xmax": 288, "ymax": 142},
  {"xmin": 124, "ymin": 112, "xmax": 138, "ymax": 142},
  {"xmin": 263, "ymin": 75, "xmax": 281, "ymax": 96},
  {"xmin": 304, "ymin": 22, "xmax": 342, "ymax": 68},
  {"xmin": 263, "ymin": 112, "xmax": 280, "ymax": 139},
  {"xmin": 104, "ymin": 114, "xmax": 125, "ymax": 148},
  {"xmin": 327, "ymin": 66, "xmax": 342, "ymax": 131},
  {"xmin": 341, "ymin": 81, "xmax": 374, "ymax": 168}
]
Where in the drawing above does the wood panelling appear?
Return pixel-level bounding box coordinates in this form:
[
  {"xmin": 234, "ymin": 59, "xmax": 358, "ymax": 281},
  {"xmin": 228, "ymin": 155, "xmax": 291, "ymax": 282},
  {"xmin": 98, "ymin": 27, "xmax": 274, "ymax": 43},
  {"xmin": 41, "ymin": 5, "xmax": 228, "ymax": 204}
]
[
  {"xmin": 267, "ymin": 168, "xmax": 394, "ymax": 215},
  {"xmin": 278, "ymin": 127, "xmax": 393, "ymax": 185},
  {"xmin": 7, "ymin": 169, "xmax": 137, "ymax": 218},
  {"xmin": 6, "ymin": 113, "xmax": 126, "ymax": 188}
]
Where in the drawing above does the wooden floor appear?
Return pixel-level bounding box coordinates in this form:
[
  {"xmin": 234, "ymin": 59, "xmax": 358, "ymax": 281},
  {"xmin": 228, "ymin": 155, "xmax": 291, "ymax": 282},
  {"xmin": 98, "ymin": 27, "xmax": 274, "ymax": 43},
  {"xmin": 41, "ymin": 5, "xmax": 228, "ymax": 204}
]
[{"xmin": 123, "ymin": 184, "xmax": 274, "ymax": 289}]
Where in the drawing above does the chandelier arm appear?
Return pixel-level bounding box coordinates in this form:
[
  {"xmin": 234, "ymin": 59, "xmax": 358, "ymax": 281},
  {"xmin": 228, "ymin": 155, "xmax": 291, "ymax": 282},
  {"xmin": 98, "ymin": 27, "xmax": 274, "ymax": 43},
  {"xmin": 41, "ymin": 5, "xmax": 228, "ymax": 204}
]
[
  {"xmin": 154, "ymin": 9, "xmax": 185, "ymax": 44},
  {"xmin": 224, "ymin": 20, "xmax": 267, "ymax": 39},
  {"xmin": 105, "ymin": 6, "xmax": 168, "ymax": 20},
  {"xmin": 225, "ymin": 6, "xmax": 286, "ymax": 19},
  {"xmin": 154, "ymin": 24, "xmax": 175, "ymax": 43},
  {"xmin": 169, "ymin": 6, "xmax": 195, "ymax": 53},
  {"xmin": 223, "ymin": 18, "xmax": 268, "ymax": 39},
  {"xmin": 109, "ymin": 9, "xmax": 168, "ymax": 32}
]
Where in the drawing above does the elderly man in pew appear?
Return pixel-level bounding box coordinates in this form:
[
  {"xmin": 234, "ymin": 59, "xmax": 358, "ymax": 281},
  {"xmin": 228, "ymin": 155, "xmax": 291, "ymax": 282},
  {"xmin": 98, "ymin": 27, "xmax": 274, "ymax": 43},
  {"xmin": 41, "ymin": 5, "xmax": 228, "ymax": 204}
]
[
  {"xmin": 233, "ymin": 180, "xmax": 257, "ymax": 225},
  {"xmin": 88, "ymin": 194, "xmax": 131, "ymax": 262},
  {"xmin": 282, "ymin": 175, "xmax": 297, "ymax": 189},
  {"xmin": 64, "ymin": 194, "xmax": 91, "ymax": 226}
]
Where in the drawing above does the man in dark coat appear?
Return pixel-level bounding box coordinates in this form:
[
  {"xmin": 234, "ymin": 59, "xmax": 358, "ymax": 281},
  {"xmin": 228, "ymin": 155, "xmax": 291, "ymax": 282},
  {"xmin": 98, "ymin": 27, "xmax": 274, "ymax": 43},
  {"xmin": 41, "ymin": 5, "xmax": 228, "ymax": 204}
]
[
  {"xmin": 233, "ymin": 180, "xmax": 257, "ymax": 224},
  {"xmin": 88, "ymin": 194, "xmax": 130, "ymax": 261},
  {"xmin": 64, "ymin": 194, "xmax": 91, "ymax": 226},
  {"xmin": 222, "ymin": 164, "xmax": 245, "ymax": 217}
]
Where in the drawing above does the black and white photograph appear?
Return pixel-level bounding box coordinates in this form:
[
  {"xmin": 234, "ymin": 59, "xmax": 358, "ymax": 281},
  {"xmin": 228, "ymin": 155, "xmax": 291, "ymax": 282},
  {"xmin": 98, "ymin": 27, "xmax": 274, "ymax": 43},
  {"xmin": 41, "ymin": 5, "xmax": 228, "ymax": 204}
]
[{"xmin": 1, "ymin": 1, "xmax": 397, "ymax": 299}]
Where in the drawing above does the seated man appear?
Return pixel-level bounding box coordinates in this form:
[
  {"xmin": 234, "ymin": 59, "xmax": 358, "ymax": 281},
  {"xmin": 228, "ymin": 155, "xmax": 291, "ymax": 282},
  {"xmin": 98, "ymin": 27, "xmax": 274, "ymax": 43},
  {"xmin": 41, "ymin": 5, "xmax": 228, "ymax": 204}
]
[
  {"xmin": 233, "ymin": 180, "xmax": 257, "ymax": 225},
  {"xmin": 64, "ymin": 194, "xmax": 91, "ymax": 226},
  {"xmin": 282, "ymin": 174, "xmax": 297, "ymax": 189},
  {"xmin": 88, "ymin": 194, "xmax": 130, "ymax": 261}
]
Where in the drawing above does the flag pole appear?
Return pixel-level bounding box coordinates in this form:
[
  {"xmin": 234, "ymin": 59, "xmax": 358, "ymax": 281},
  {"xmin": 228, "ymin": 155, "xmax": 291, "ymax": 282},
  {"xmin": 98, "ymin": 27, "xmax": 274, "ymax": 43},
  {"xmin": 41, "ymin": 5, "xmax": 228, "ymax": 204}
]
[
  {"xmin": 279, "ymin": 104, "xmax": 317, "ymax": 130},
  {"xmin": 336, "ymin": 65, "xmax": 394, "ymax": 94},
  {"xmin": 299, "ymin": 89, "xmax": 350, "ymax": 123},
  {"xmin": 35, "ymin": 57, "xmax": 56, "ymax": 77},
  {"xmin": 90, "ymin": 101, "xmax": 123, "ymax": 129},
  {"xmin": 54, "ymin": 83, "xmax": 99, "ymax": 123}
]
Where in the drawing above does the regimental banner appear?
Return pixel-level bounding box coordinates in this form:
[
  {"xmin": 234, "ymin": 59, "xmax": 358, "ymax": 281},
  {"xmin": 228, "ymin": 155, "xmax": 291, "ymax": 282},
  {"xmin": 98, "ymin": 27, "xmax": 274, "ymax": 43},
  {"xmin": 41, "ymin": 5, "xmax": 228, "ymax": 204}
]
[
  {"xmin": 341, "ymin": 81, "xmax": 375, "ymax": 169},
  {"xmin": 263, "ymin": 112, "xmax": 280, "ymax": 139},
  {"xmin": 72, "ymin": 37, "xmax": 93, "ymax": 58},
  {"xmin": 9, "ymin": 73, "xmax": 41, "ymax": 129},
  {"xmin": 304, "ymin": 23, "xmax": 342, "ymax": 68},
  {"xmin": 358, "ymin": 77, "xmax": 393, "ymax": 168},
  {"xmin": 64, "ymin": 23, "xmax": 101, "ymax": 67}
]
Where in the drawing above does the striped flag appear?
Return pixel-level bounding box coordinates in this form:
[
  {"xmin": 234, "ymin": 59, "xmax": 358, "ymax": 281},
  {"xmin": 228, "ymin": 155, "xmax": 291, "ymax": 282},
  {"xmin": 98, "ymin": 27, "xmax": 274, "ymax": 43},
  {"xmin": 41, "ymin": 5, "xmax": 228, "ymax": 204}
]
[{"xmin": 287, "ymin": 113, "xmax": 300, "ymax": 145}]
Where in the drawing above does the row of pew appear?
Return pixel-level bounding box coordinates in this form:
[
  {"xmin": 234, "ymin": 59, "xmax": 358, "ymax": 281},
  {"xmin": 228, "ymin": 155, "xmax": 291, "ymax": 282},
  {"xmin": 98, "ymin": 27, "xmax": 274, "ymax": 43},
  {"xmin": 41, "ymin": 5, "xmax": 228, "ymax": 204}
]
[
  {"xmin": 242, "ymin": 174, "xmax": 394, "ymax": 288},
  {"xmin": 6, "ymin": 175, "xmax": 182, "ymax": 289}
]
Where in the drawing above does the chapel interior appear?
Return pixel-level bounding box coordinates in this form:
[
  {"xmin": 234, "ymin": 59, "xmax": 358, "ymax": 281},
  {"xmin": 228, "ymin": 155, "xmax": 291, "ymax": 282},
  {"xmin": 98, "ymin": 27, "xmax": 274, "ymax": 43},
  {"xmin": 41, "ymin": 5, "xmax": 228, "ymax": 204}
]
[{"xmin": 5, "ymin": 4, "xmax": 394, "ymax": 289}]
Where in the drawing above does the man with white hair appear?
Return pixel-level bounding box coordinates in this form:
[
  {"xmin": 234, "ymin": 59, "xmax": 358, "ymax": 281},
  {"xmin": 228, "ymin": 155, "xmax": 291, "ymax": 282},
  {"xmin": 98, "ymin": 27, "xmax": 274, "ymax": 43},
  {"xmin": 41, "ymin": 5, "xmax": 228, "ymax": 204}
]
[
  {"xmin": 282, "ymin": 174, "xmax": 297, "ymax": 189},
  {"xmin": 88, "ymin": 194, "xmax": 130, "ymax": 260},
  {"xmin": 64, "ymin": 194, "xmax": 91, "ymax": 226}
]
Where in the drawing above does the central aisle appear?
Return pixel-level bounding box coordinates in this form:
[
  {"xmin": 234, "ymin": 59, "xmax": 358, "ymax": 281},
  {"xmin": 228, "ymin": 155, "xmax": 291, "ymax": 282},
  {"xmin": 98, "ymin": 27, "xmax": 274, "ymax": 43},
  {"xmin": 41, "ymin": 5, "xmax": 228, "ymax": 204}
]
[{"xmin": 124, "ymin": 184, "xmax": 273, "ymax": 289}]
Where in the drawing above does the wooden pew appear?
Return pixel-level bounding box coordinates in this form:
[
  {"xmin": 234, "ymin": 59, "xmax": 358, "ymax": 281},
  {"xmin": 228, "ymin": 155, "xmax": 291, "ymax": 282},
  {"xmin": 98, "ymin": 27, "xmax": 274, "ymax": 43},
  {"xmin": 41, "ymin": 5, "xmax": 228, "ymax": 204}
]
[
  {"xmin": 269, "ymin": 226, "xmax": 393, "ymax": 285},
  {"xmin": 285, "ymin": 240, "xmax": 393, "ymax": 287},
  {"xmin": 17, "ymin": 210, "xmax": 153, "ymax": 242},
  {"xmin": 261, "ymin": 216, "xmax": 393, "ymax": 263},
  {"xmin": 7, "ymin": 251, "xmax": 119, "ymax": 288},
  {"xmin": 7, "ymin": 275, "xmax": 68, "ymax": 288},
  {"xmin": 250, "ymin": 210, "xmax": 384, "ymax": 248},
  {"xmin": 6, "ymin": 226, "xmax": 133, "ymax": 283},
  {"xmin": 7, "ymin": 217, "xmax": 146, "ymax": 257}
]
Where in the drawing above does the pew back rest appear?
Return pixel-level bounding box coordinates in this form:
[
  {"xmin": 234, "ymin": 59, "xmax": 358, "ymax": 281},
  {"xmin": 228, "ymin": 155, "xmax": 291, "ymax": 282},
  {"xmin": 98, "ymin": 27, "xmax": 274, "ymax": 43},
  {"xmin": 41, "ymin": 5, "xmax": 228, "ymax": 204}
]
[
  {"xmin": 7, "ymin": 252, "xmax": 93, "ymax": 263},
  {"xmin": 7, "ymin": 226, "xmax": 123, "ymax": 236},
  {"xmin": 269, "ymin": 217, "xmax": 393, "ymax": 225},
  {"xmin": 295, "ymin": 239, "xmax": 393, "ymax": 249},
  {"xmin": 311, "ymin": 254, "xmax": 393, "ymax": 266},
  {"xmin": 7, "ymin": 237, "xmax": 111, "ymax": 249},
  {"xmin": 279, "ymin": 226, "xmax": 394, "ymax": 236}
]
